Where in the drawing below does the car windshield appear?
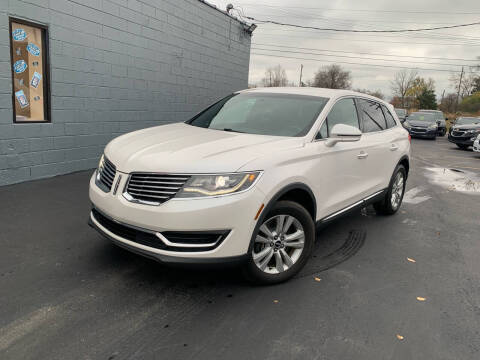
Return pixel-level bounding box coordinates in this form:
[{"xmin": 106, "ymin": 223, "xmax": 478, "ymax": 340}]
[
  {"xmin": 407, "ymin": 113, "xmax": 436, "ymax": 122},
  {"xmin": 456, "ymin": 117, "xmax": 480, "ymax": 125},
  {"xmin": 187, "ymin": 93, "xmax": 329, "ymax": 137},
  {"xmin": 395, "ymin": 109, "xmax": 406, "ymax": 116}
]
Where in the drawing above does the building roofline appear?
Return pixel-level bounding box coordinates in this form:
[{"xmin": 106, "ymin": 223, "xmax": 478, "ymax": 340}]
[{"xmin": 196, "ymin": 0, "xmax": 249, "ymax": 27}]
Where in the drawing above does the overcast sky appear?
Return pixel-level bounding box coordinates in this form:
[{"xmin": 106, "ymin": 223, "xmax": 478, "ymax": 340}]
[{"xmin": 210, "ymin": 0, "xmax": 480, "ymax": 99}]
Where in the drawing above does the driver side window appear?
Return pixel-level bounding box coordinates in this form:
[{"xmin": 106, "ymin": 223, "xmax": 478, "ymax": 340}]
[{"xmin": 316, "ymin": 98, "xmax": 360, "ymax": 139}]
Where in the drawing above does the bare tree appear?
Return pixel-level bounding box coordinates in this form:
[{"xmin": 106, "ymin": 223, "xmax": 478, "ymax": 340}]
[
  {"xmin": 439, "ymin": 93, "xmax": 458, "ymax": 113},
  {"xmin": 354, "ymin": 88, "xmax": 385, "ymax": 100},
  {"xmin": 390, "ymin": 69, "xmax": 418, "ymax": 108},
  {"xmin": 311, "ymin": 64, "xmax": 351, "ymax": 89},
  {"xmin": 261, "ymin": 65, "xmax": 288, "ymax": 87},
  {"xmin": 450, "ymin": 70, "xmax": 477, "ymax": 99}
]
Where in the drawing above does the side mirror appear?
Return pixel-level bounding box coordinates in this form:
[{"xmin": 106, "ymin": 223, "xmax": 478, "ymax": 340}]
[{"xmin": 325, "ymin": 124, "xmax": 362, "ymax": 147}]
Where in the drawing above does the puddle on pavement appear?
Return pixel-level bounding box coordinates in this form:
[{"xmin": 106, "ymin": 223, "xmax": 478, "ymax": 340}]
[{"xmin": 425, "ymin": 167, "xmax": 480, "ymax": 193}]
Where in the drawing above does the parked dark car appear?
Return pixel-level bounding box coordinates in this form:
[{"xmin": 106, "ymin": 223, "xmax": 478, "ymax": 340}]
[
  {"xmin": 419, "ymin": 110, "xmax": 447, "ymax": 136},
  {"xmin": 402, "ymin": 112, "xmax": 438, "ymax": 139},
  {"xmin": 394, "ymin": 108, "xmax": 407, "ymax": 123},
  {"xmin": 448, "ymin": 117, "xmax": 480, "ymax": 150}
]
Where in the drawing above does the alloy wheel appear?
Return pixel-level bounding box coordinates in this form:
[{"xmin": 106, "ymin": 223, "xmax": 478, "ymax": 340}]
[
  {"xmin": 390, "ymin": 172, "xmax": 405, "ymax": 210},
  {"xmin": 252, "ymin": 214, "xmax": 305, "ymax": 274}
]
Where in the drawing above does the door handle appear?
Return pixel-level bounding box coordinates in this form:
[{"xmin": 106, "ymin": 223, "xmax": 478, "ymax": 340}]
[
  {"xmin": 390, "ymin": 144, "xmax": 399, "ymax": 151},
  {"xmin": 357, "ymin": 151, "xmax": 368, "ymax": 159}
]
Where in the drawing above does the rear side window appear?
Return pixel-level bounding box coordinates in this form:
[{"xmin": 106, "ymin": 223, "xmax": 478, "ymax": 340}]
[
  {"xmin": 357, "ymin": 99, "xmax": 386, "ymax": 133},
  {"xmin": 317, "ymin": 98, "xmax": 359, "ymax": 138},
  {"xmin": 382, "ymin": 105, "xmax": 397, "ymax": 128}
]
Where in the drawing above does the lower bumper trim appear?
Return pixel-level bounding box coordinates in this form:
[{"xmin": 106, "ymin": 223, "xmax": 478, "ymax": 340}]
[{"xmin": 88, "ymin": 213, "xmax": 247, "ymax": 266}]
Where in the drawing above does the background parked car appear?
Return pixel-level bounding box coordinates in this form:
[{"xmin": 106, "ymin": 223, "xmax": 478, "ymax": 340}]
[
  {"xmin": 394, "ymin": 108, "xmax": 407, "ymax": 123},
  {"xmin": 448, "ymin": 117, "xmax": 480, "ymax": 150},
  {"xmin": 419, "ymin": 109, "xmax": 447, "ymax": 136},
  {"xmin": 402, "ymin": 112, "xmax": 439, "ymax": 139}
]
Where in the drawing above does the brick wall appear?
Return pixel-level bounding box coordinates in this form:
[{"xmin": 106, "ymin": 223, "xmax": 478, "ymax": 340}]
[{"xmin": 0, "ymin": 0, "xmax": 251, "ymax": 185}]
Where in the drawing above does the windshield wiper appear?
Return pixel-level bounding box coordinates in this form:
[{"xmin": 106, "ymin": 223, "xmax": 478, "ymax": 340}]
[{"xmin": 222, "ymin": 128, "xmax": 245, "ymax": 133}]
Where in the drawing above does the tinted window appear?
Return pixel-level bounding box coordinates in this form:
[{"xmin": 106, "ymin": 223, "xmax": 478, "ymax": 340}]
[
  {"xmin": 382, "ymin": 105, "xmax": 397, "ymax": 128},
  {"xmin": 357, "ymin": 99, "xmax": 386, "ymax": 132},
  {"xmin": 317, "ymin": 98, "xmax": 359, "ymax": 138},
  {"xmin": 188, "ymin": 93, "xmax": 329, "ymax": 137},
  {"xmin": 407, "ymin": 113, "xmax": 436, "ymax": 122}
]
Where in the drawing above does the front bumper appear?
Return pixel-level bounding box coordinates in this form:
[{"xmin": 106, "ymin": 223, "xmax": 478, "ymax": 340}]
[
  {"xmin": 407, "ymin": 128, "xmax": 437, "ymax": 138},
  {"xmin": 448, "ymin": 134, "xmax": 475, "ymax": 146},
  {"xmin": 89, "ymin": 172, "xmax": 265, "ymax": 261}
]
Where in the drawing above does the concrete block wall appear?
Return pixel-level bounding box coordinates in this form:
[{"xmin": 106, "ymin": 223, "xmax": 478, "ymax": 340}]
[{"xmin": 0, "ymin": 0, "xmax": 251, "ymax": 186}]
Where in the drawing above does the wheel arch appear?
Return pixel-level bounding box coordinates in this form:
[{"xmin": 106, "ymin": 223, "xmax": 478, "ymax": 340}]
[
  {"xmin": 397, "ymin": 155, "xmax": 410, "ymax": 178},
  {"xmin": 248, "ymin": 182, "xmax": 317, "ymax": 253}
]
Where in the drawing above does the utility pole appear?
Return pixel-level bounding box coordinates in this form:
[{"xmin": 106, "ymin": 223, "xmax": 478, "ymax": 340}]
[
  {"xmin": 299, "ymin": 64, "xmax": 303, "ymax": 87},
  {"xmin": 455, "ymin": 66, "xmax": 464, "ymax": 112}
]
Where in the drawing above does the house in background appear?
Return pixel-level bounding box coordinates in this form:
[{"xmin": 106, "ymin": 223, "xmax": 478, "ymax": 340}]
[{"xmin": 0, "ymin": 0, "xmax": 253, "ymax": 186}]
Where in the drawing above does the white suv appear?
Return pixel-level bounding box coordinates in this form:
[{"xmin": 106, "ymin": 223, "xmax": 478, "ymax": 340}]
[{"xmin": 89, "ymin": 88, "xmax": 410, "ymax": 284}]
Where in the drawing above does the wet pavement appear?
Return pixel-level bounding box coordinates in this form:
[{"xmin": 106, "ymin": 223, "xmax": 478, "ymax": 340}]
[{"xmin": 1, "ymin": 136, "xmax": 479, "ymax": 360}]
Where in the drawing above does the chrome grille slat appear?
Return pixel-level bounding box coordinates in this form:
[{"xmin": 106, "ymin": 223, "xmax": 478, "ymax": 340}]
[
  {"xmin": 129, "ymin": 180, "xmax": 185, "ymax": 186},
  {"xmin": 125, "ymin": 173, "xmax": 191, "ymax": 205},
  {"xmin": 126, "ymin": 186, "xmax": 176, "ymax": 194},
  {"xmin": 127, "ymin": 191, "xmax": 170, "ymax": 199},
  {"xmin": 99, "ymin": 157, "xmax": 116, "ymax": 191},
  {"xmin": 131, "ymin": 176, "xmax": 189, "ymax": 181}
]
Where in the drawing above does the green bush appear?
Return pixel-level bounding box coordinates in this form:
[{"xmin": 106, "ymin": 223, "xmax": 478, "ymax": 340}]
[{"xmin": 459, "ymin": 92, "xmax": 480, "ymax": 113}]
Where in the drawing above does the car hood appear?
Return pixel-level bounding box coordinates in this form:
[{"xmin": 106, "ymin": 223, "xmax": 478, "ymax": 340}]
[
  {"xmin": 452, "ymin": 123, "xmax": 480, "ymax": 130},
  {"xmin": 105, "ymin": 123, "xmax": 305, "ymax": 173},
  {"xmin": 407, "ymin": 120, "xmax": 435, "ymax": 127}
]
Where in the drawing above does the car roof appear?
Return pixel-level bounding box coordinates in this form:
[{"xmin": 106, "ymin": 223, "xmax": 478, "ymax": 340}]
[
  {"xmin": 238, "ymin": 87, "xmax": 386, "ymax": 103},
  {"xmin": 419, "ymin": 109, "xmax": 442, "ymax": 113},
  {"xmin": 410, "ymin": 111, "xmax": 435, "ymax": 117}
]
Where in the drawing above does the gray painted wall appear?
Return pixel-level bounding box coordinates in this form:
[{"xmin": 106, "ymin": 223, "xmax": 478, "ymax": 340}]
[{"xmin": 0, "ymin": 0, "xmax": 251, "ymax": 186}]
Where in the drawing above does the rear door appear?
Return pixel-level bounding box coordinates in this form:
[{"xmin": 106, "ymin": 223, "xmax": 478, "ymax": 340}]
[{"xmin": 355, "ymin": 98, "xmax": 395, "ymax": 193}]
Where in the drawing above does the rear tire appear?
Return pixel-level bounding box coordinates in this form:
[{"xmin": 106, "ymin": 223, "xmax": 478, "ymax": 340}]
[
  {"xmin": 242, "ymin": 200, "xmax": 315, "ymax": 285},
  {"xmin": 456, "ymin": 144, "xmax": 469, "ymax": 150},
  {"xmin": 374, "ymin": 165, "xmax": 406, "ymax": 216}
]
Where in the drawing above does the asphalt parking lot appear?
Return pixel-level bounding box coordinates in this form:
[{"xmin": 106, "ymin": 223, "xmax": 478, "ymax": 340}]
[{"xmin": 1, "ymin": 136, "xmax": 479, "ymax": 360}]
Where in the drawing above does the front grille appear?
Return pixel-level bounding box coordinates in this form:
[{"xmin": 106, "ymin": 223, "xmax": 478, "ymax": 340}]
[
  {"xmin": 99, "ymin": 158, "xmax": 116, "ymax": 191},
  {"xmin": 411, "ymin": 127, "xmax": 427, "ymax": 133},
  {"xmin": 125, "ymin": 173, "xmax": 191, "ymax": 205},
  {"xmin": 91, "ymin": 208, "xmax": 229, "ymax": 252}
]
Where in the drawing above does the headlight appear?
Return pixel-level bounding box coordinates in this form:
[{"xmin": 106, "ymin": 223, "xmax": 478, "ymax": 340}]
[
  {"xmin": 176, "ymin": 172, "xmax": 261, "ymax": 198},
  {"xmin": 428, "ymin": 123, "xmax": 438, "ymax": 129},
  {"xmin": 403, "ymin": 121, "xmax": 411, "ymax": 128}
]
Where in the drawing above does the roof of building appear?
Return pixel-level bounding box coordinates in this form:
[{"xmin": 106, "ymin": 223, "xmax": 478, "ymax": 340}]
[{"xmin": 197, "ymin": 0, "xmax": 249, "ymax": 26}]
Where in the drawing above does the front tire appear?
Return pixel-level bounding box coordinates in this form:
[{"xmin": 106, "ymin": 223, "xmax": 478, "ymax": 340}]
[
  {"xmin": 374, "ymin": 164, "xmax": 406, "ymax": 215},
  {"xmin": 456, "ymin": 144, "xmax": 469, "ymax": 150},
  {"xmin": 242, "ymin": 200, "xmax": 315, "ymax": 284}
]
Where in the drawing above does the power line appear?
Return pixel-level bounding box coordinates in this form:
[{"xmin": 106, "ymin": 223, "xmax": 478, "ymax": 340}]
[
  {"xmin": 250, "ymin": 12, "xmax": 464, "ymax": 25},
  {"xmin": 251, "ymin": 52, "xmax": 464, "ymax": 73},
  {"xmin": 257, "ymin": 26, "xmax": 480, "ymax": 43},
  {"xmin": 245, "ymin": 16, "xmax": 480, "ymax": 33},
  {"xmin": 239, "ymin": 3, "xmax": 480, "ymax": 15},
  {"xmin": 251, "ymin": 47, "xmax": 471, "ymax": 67},
  {"xmin": 252, "ymin": 43, "xmax": 480, "ymax": 62},
  {"xmin": 257, "ymin": 32, "xmax": 480, "ymax": 47}
]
